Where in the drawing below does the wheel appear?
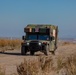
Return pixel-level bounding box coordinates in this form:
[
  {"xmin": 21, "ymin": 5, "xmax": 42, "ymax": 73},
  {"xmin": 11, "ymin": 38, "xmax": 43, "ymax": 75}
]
[
  {"xmin": 43, "ymin": 45, "xmax": 49, "ymax": 55},
  {"xmin": 30, "ymin": 51, "xmax": 35, "ymax": 55},
  {"xmin": 21, "ymin": 46, "xmax": 27, "ymax": 55},
  {"xmin": 51, "ymin": 51, "xmax": 55, "ymax": 55}
]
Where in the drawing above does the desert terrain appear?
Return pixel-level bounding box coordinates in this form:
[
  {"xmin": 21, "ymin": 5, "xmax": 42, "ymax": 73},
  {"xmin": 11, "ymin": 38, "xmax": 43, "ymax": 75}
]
[{"xmin": 0, "ymin": 40, "xmax": 76, "ymax": 75}]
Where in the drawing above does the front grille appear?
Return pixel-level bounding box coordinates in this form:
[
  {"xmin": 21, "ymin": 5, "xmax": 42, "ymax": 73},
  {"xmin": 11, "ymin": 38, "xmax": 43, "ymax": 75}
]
[{"xmin": 29, "ymin": 42, "xmax": 39, "ymax": 50}]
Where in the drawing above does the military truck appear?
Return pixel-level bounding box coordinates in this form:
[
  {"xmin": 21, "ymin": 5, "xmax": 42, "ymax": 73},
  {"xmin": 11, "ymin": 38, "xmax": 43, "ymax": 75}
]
[{"xmin": 21, "ymin": 24, "xmax": 58, "ymax": 55}]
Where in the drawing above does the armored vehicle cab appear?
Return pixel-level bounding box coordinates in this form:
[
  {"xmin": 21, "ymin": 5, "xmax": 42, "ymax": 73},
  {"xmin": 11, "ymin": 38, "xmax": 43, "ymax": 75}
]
[{"xmin": 21, "ymin": 24, "xmax": 58, "ymax": 55}]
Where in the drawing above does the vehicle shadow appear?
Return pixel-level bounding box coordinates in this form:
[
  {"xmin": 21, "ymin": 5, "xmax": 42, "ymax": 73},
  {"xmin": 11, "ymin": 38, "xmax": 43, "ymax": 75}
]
[
  {"xmin": 0, "ymin": 51, "xmax": 21, "ymax": 56},
  {"xmin": 0, "ymin": 51, "xmax": 42, "ymax": 56}
]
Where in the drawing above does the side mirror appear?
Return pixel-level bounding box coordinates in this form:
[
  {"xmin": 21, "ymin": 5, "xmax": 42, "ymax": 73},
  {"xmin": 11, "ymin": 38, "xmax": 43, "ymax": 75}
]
[{"xmin": 22, "ymin": 36, "xmax": 26, "ymax": 40}]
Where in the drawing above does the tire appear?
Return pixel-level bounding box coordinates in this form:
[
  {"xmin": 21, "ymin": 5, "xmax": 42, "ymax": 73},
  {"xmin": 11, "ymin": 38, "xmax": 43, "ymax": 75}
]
[
  {"xmin": 44, "ymin": 45, "xmax": 49, "ymax": 55},
  {"xmin": 30, "ymin": 51, "xmax": 34, "ymax": 55},
  {"xmin": 51, "ymin": 51, "xmax": 55, "ymax": 55},
  {"xmin": 21, "ymin": 46, "xmax": 27, "ymax": 55}
]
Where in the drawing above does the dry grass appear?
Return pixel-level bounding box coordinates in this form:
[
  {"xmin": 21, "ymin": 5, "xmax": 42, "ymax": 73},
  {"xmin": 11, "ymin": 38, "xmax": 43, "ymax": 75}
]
[
  {"xmin": 62, "ymin": 41, "xmax": 75, "ymax": 46},
  {"xmin": 0, "ymin": 66, "xmax": 5, "ymax": 75},
  {"xmin": 17, "ymin": 54, "xmax": 76, "ymax": 75},
  {"xmin": 62, "ymin": 41, "xmax": 71, "ymax": 46},
  {"xmin": 39, "ymin": 56, "xmax": 53, "ymax": 73},
  {"xmin": 17, "ymin": 59, "xmax": 40, "ymax": 75},
  {"xmin": 17, "ymin": 56, "xmax": 53, "ymax": 75},
  {"xmin": 57, "ymin": 54, "xmax": 76, "ymax": 75},
  {"xmin": 0, "ymin": 39, "xmax": 22, "ymax": 52}
]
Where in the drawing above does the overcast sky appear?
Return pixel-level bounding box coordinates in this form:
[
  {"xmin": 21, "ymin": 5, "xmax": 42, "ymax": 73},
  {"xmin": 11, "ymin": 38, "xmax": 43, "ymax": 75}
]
[{"xmin": 0, "ymin": 0, "xmax": 76, "ymax": 38}]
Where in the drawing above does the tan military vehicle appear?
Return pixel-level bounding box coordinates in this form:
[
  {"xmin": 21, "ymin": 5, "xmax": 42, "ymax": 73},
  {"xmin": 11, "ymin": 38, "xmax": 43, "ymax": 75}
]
[{"xmin": 21, "ymin": 24, "xmax": 58, "ymax": 55}]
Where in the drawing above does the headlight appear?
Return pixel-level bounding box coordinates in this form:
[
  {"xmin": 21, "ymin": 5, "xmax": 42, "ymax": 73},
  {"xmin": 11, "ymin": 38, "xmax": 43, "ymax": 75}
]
[
  {"xmin": 27, "ymin": 42, "xmax": 29, "ymax": 45},
  {"xmin": 38, "ymin": 42, "xmax": 41, "ymax": 45}
]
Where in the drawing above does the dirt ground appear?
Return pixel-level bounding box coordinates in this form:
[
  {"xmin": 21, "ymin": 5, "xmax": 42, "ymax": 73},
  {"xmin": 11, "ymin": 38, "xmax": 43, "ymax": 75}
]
[{"xmin": 0, "ymin": 41, "xmax": 76, "ymax": 75}]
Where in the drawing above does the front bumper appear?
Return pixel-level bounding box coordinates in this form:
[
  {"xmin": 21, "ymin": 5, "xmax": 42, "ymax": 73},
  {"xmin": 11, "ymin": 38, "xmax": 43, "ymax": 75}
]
[{"xmin": 21, "ymin": 42, "xmax": 44, "ymax": 52}]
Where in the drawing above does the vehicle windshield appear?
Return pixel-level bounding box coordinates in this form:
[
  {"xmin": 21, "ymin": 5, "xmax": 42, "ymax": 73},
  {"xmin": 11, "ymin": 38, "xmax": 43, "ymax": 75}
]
[
  {"xmin": 28, "ymin": 34, "xmax": 49, "ymax": 40},
  {"xmin": 38, "ymin": 35, "xmax": 49, "ymax": 40},
  {"xmin": 28, "ymin": 35, "xmax": 37, "ymax": 40}
]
